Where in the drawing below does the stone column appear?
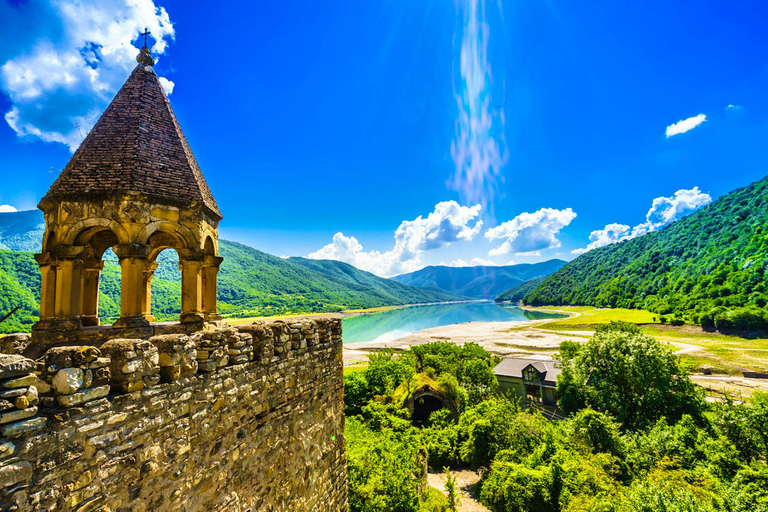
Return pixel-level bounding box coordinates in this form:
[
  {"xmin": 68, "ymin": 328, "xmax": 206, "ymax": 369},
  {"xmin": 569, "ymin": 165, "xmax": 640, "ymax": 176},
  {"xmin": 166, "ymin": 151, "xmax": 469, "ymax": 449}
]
[
  {"xmin": 142, "ymin": 261, "xmax": 159, "ymax": 322},
  {"xmin": 113, "ymin": 244, "xmax": 151, "ymax": 329},
  {"xmin": 33, "ymin": 253, "xmax": 57, "ymax": 323},
  {"xmin": 202, "ymin": 255, "xmax": 223, "ymax": 322},
  {"xmin": 179, "ymin": 249, "xmax": 205, "ymax": 324},
  {"xmin": 80, "ymin": 259, "xmax": 104, "ymax": 327},
  {"xmin": 53, "ymin": 257, "xmax": 84, "ymax": 330}
]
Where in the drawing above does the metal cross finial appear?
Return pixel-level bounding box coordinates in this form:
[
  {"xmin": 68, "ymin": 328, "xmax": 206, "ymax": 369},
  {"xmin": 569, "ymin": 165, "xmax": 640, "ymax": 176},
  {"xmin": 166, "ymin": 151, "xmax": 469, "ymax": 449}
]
[{"xmin": 140, "ymin": 28, "xmax": 150, "ymax": 47}]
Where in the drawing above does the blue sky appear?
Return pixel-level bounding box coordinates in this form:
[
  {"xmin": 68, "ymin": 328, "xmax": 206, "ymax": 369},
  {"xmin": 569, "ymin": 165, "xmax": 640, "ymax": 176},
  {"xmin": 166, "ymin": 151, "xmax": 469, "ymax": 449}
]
[{"xmin": 1, "ymin": 0, "xmax": 767, "ymax": 276}]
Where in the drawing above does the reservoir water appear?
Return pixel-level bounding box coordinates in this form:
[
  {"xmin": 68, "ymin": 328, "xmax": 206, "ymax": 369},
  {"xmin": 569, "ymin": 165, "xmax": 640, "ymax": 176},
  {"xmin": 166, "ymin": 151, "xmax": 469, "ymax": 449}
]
[{"xmin": 342, "ymin": 301, "xmax": 566, "ymax": 344}]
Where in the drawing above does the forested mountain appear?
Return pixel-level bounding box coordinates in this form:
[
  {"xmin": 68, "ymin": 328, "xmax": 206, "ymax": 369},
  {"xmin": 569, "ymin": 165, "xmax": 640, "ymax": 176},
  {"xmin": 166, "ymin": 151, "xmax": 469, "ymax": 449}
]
[
  {"xmin": 392, "ymin": 260, "xmax": 566, "ymax": 300},
  {"xmin": 494, "ymin": 276, "xmax": 546, "ymax": 303},
  {"xmin": 0, "ymin": 211, "xmax": 461, "ymax": 333},
  {"xmin": 0, "ymin": 210, "xmax": 45, "ymax": 251},
  {"xmin": 525, "ymin": 175, "xmax": 768, "ymax": 328}
]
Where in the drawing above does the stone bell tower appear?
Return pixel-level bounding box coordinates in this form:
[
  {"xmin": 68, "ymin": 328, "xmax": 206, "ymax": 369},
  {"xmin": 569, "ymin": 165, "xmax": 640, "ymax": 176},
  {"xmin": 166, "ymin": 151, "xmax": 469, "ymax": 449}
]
[{"xmin": 34, "ymin": 43, "xmax": 223, "ymax": 332}]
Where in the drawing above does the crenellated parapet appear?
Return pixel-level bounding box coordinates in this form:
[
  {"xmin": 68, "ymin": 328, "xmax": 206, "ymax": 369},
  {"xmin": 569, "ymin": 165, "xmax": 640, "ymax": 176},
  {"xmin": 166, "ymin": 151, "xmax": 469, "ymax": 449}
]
[{"xmin": 0, "ymin": 317, "xmax": 348, "ymax": 511}]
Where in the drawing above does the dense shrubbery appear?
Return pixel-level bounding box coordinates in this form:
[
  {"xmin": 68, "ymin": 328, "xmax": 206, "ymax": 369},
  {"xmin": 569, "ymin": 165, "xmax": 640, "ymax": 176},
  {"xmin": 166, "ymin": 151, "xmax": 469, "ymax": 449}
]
[
  {"xmin": 524, "ymin": 176, "xmax": 768, "ymax": 329},
  {"xmin": 344, "ymin": 342, "xmax": 502, "ymax": 511},
  {"xmin": 344, "ymin": 335, "xmax": 768, "ymax": 512}
]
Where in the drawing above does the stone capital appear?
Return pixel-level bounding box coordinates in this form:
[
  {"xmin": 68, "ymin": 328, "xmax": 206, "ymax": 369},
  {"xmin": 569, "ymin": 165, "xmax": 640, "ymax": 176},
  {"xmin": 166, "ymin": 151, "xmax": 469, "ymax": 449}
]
[
  {"xmin": 51, "ymin": 245, "xmax": 86, "ymax": 260},
  {"xmin": 82, "ymin": 259, "xmax": 106, "ymax": 271},
  {"xmin": 114, "ymin": 243, "xmax": 151, "ymax": 260},
  {"xmin": 34, "ymin": 252, "xmax": 56, "ymax": 266},
  {"xmin": 178, "ymin": 248, "xmax": 205, "ymax": 261},
  {"xmin": 203, "ymin": 255, "xmax": 224, "ymax": 268}
]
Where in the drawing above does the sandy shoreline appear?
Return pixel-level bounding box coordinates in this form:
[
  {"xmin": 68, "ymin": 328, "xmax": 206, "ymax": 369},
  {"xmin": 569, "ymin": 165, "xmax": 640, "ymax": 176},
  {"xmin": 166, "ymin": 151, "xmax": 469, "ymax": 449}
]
[{"xmin": 343, "ymin": 319, "xmax": 590, "ymax": 366}]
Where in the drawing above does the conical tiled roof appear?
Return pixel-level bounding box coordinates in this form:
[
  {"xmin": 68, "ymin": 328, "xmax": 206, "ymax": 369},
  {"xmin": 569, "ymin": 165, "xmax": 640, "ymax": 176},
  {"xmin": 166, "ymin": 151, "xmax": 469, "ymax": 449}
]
[{"xmin": 41, "ymin": 58, "xmax": 221, "ymax": 219}]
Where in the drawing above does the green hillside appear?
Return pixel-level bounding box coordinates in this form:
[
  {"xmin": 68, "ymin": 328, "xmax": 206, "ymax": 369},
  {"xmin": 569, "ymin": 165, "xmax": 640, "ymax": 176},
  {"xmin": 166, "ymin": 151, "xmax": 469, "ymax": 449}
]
[
  {"xmin": 0, "ymin": 251, "xmax": 41, "ymax": 333},
  {"xmin": 391, "ymin": 259, "xmax": 566, "ymax": 299},
  {"xmin": 0, "ymin": 240, "xmax": 462, "ymax": 333},
  {"xmin": 525, "ymin": 175, "xmax": 768, "ymax": 329},
  {"xmin": 494, "ymin": 276, "xmax": 546, "ymax": 303}
]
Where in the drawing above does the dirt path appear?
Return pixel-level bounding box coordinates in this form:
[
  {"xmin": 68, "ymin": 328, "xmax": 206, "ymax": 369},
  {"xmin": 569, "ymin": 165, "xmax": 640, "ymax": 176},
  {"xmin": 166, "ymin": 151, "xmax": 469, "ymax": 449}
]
[
  {"xmin": 668, "ymin": 340, "xmax": 705, "ymax": 355},
  {"xmin": 427, "ymin": 470, "xmax": 489, "ymax": 512}
]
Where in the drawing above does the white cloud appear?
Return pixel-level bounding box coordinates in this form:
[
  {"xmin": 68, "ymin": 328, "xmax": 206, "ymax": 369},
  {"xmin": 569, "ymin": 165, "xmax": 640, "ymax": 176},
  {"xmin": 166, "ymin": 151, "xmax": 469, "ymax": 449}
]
[
  {"xmin": 0, "ymin": 205, "xmax": 18, "ymax": 213},
  {"xmin": 485, "ymin": 208, "xmax": 577, "ymax": 256},
  {"xmin": 572, "ymin": 187, "xmax": 712, "ymax": 255},
  {"xmin": 158, "ymin": 76, "xmax": 175, "ymax": 95},
  {"xmin": 470, "ymin": 258, "xmax": 498, "ymax": 267},
  {"xmin": 0, "ymin": 0, "xmax": 175, "ymax": 152},
  {"xmin": 308, "ymin": 201, "xmax": 483, "ymax": 277},
  {"xmin": 571, "ymin": 223, "xmax": 630, "ymax": 255},
  {"xmin": 448, "ymin": 0, "xmax": 508, "ymax": 210},
  {"xmin": 666, "ymin": 114, "xmax": 706, "ymax": 138},
  {"xmin": 726, "ymin": 104, "xmax": 742, "ymax": 110},
  {"xmin": 447, "ymin": 257, "xmax": 500, "ymax": 268},
  {"xmin": 630, "ymin": 186, "xmax": 711, "ymax": 237}
]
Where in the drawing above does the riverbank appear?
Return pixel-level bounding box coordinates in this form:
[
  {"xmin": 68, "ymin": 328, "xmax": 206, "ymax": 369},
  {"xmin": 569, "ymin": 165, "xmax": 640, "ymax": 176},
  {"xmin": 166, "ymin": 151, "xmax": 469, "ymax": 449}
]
[{"xmin": 343, "ymin": 318, "xmax": 587, "ymax": 366}]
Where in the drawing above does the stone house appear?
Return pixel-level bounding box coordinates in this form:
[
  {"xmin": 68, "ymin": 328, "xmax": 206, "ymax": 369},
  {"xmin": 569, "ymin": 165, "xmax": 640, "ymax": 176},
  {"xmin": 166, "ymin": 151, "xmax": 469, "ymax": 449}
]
[{"xmin": 494, "ymin": 357, "xmax": 561, "ymax": 407}]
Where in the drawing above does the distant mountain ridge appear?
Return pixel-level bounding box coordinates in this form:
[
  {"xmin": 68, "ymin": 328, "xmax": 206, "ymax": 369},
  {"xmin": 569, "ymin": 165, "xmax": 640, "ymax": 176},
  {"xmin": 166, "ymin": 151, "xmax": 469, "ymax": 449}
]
[
  {"xmin": 0, "ymin": 210, "xmax": 461, "ymax": 333},
  {"xmin": 391, "ymin": 260, "xmax": 567, "ymax": 300},
  {"xmin": 524, "ymin": 175, "xmax": 768, "ymax": 328},
  {"xmin": 0, "ymin": 210, "xmax": 45, "ymax": 251}
]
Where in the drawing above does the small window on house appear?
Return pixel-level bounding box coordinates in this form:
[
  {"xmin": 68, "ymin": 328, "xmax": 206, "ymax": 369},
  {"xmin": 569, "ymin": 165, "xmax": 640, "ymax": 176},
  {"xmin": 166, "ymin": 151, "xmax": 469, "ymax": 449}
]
[{"xmin": 523, "ymin": 366, "xmax": 539, "ymax": 382}]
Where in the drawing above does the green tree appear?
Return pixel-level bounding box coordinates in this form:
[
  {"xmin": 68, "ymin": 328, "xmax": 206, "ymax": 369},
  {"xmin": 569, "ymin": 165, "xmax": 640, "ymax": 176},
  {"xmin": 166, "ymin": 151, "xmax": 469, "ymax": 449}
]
[{"xmin": 557, "ymin": 331, "xmax": 705, "ymax": 429}]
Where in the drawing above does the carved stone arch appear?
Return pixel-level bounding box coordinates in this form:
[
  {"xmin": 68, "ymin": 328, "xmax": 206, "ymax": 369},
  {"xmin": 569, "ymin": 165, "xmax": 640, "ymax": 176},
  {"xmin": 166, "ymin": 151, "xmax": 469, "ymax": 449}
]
[
  {"xmin": 202, "ymin": 234, "xmax": 217, "ymax": 255},
  {"xmin": 138, "ymin": 221, "xmax": 199, "ymax": 249},
  {"xmin": 62, "ymin": 218, "xmax": 130, "ymax": 246},
  {"xmin": 43, "ymin": 230, "xmax": 57, "ymax": 252}
]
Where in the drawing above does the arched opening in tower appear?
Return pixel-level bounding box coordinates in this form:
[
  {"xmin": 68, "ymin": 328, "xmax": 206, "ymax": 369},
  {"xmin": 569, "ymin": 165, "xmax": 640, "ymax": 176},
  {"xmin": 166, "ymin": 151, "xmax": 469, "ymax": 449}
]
[
  {"xmin": 145, "ymin": 248, "xmax": 181, "ymax": 322},
  {"xmin": 98, "ymin": 248, "xmax": 122, "ymax": 325}
]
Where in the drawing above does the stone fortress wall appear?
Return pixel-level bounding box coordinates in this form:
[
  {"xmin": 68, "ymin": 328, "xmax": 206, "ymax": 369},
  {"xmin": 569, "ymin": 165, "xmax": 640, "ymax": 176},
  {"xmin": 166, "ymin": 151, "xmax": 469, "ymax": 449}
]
[{"xmin": 0, "ymin": 318, "xmax": 348, "ymax": 512}]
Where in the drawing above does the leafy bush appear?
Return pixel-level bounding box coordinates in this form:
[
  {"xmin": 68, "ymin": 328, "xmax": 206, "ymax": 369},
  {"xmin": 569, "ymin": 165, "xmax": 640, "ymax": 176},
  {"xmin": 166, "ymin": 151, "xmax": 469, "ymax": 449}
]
[
  {"xmin": 593, "ymin": 320, "xmax": 641, "ymax": 335},
  {"xmin": 347, "ymin": 417, "xmax": 424, "ymax": 512},
  {"xmin": 457, "ymin": 397, "xmax": 520, "ymax": 467},
  {"xmin": 479, "ymin": 461, "xmax": 557, "ymax": 512},
  {"xmin": 419, "ymin": 488, "xmax": 449, "ymax": 512},
  {"xmin": 566, "ymin": 408, "xmax": 625, "ymax": 458},
  {"xmin": 345, "ymin": 370, "xmax": 374, "ymax": 416},
  {"xmin": 365, "ymin": 350, "xmax": 416, "ymax": 396}
]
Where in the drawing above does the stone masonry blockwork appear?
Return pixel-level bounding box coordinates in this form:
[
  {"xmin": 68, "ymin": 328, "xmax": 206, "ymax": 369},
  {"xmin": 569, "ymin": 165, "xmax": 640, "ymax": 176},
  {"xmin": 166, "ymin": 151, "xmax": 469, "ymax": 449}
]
[{"xmin": 0, "ymin": 318, "xmax": 348, "ymax": 512}]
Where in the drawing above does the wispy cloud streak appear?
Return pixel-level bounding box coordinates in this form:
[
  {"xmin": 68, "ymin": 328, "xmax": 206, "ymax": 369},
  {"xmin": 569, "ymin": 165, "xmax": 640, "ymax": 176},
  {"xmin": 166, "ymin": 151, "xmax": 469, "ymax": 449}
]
[
  {"xmin": 448, "ymin": 0, "xmax": 508, "ymax": 212},
  {"xmin": 666, "ymin": 114, "xmax": 706, "ymax": 138}
]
